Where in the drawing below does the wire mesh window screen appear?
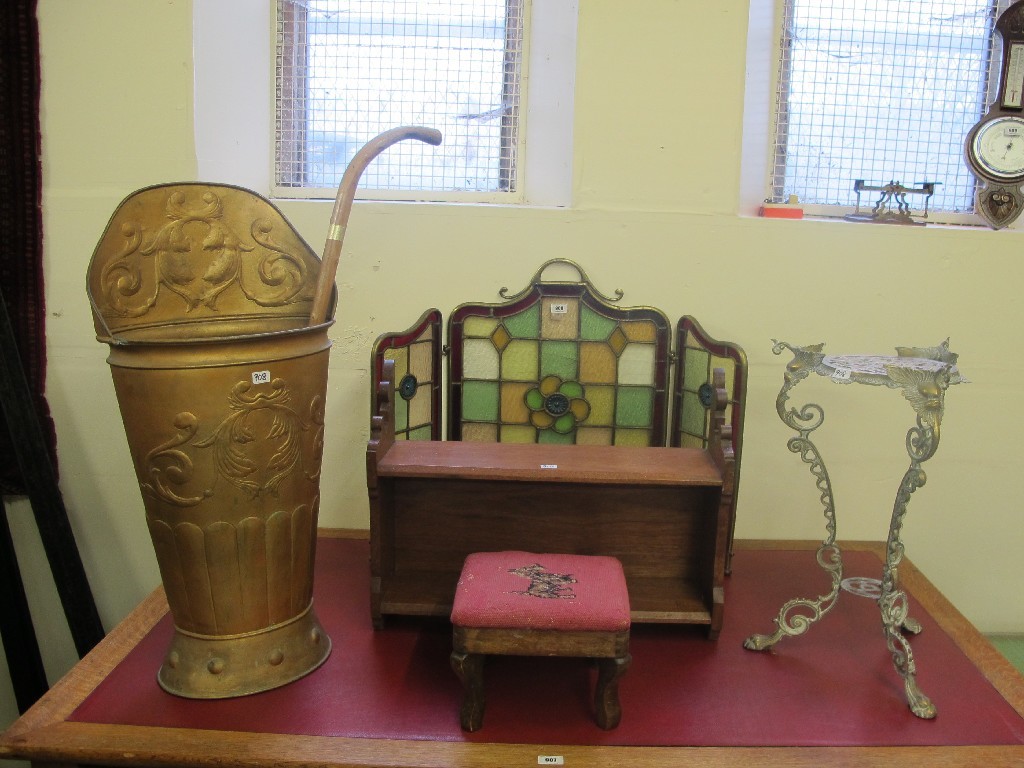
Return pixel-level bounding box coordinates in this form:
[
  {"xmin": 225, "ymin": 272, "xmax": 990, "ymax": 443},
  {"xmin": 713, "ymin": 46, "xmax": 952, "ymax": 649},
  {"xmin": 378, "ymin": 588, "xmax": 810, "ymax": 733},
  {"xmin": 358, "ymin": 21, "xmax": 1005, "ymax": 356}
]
[
  {"xmin": 275, "ymin": 0, "xmax": 524, "ymax": 195},
  {"xmin": 770, "ymin": 0, "xmax": 1013, "ymax": 213}
]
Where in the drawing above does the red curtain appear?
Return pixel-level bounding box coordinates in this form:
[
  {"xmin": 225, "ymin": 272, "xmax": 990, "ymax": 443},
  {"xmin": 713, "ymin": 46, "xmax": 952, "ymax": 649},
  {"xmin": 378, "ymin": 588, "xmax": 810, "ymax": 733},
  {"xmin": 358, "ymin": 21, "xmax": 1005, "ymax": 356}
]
[{"xmin": 0, "ymin": 0, "xmax": 57, "ymax": 494}]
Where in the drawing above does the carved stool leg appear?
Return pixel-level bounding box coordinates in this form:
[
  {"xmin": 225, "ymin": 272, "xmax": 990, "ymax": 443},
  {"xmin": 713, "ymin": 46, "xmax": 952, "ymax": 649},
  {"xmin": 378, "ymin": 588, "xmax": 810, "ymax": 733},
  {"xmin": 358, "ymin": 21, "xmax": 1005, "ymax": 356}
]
[
  {"xmin": 594, "ymin": 653, "xmax": 631, "ymax": 729},
  {"xmin": 450, "ymin": 650, "xmax": 485, "ymax": 731}
]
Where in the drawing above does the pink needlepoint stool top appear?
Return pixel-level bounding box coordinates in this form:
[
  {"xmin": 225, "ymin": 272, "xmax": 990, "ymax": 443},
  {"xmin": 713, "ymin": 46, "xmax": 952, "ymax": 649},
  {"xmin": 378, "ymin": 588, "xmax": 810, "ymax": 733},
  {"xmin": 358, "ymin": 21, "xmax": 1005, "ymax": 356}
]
[{"xmin": 451, "ymin": 551, "xmax": 631, "ymax": 632}]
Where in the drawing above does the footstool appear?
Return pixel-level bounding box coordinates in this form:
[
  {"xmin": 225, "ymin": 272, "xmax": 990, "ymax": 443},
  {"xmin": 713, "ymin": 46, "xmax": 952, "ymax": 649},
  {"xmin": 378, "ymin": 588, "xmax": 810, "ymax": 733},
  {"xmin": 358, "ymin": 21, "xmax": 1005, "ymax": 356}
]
[{"xmin": 449, "ymin": 551, "xmax": 632, "ymax": 731}]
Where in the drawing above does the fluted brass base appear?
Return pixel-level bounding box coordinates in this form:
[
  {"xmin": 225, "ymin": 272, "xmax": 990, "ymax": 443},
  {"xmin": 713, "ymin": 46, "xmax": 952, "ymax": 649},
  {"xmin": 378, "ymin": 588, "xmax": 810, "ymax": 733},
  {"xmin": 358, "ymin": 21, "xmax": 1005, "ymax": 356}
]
[{"xmin": 158, "ymin": 604, "xmax": 331, "ymax": 699}]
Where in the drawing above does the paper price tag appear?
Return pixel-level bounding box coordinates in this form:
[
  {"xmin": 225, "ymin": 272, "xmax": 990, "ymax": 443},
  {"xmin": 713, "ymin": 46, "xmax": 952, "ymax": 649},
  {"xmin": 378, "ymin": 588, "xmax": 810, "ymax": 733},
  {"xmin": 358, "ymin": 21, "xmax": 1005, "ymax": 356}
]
[
  {"xmin": 831, "ymin": 367, "xmax": 852, "ymax": 382},
  {"xmin": 252, "ymin": 370, "xmax": 271, "ymax": 385}
]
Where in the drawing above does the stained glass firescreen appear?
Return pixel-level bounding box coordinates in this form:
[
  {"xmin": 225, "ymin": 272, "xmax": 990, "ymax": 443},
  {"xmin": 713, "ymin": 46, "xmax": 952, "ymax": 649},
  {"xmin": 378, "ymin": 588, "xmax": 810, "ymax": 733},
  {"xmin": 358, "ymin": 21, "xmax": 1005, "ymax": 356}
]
[
  {"xmin": 672, "ymin": 314, "xmax": 748, "ymax": 571},
  {"xmin": 447, "ymin": 262, "xmax": 672, "ymax": 446},
  {"xmin": 371, "ymin": 309, "xmax": 442, "ymax": 441}
]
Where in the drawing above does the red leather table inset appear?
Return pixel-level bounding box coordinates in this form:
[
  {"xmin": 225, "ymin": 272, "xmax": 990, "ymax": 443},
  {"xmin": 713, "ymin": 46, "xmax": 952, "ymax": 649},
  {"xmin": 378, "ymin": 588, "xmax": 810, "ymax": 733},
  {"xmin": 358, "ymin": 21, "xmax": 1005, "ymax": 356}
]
[{"xmin": 66, "ymin": 537, "xmax": 1024, "ymax": 749}]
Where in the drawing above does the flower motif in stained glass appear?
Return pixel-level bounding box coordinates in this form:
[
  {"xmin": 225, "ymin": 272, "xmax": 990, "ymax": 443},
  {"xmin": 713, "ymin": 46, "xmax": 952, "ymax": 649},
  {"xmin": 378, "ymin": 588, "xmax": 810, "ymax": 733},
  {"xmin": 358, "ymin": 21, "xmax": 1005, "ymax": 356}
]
[
  {"xmin": 698, "ymin": 381, "xmax": 714, "ymax": 408},
  {"xmin": 398, "ymin": 373, "xmax": 418, "ymax": 401},
  {"xmin": 524, "ymin": 375, "xmax": 591, "ymax": 434}
]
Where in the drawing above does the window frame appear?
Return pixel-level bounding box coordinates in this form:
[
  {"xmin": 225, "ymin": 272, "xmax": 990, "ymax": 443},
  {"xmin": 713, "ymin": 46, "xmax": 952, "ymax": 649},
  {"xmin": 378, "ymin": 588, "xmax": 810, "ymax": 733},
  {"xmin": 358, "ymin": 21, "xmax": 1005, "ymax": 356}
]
[
  {"xmin": 193, "ymin": 0, "xmax": 576, "ymax": 207},
  {"xmin": 273, "ymin": 0, "xmax": 528, "ymax": 202},
  {"xmin": 744, "ymin": 0, "xmax": 1014, "ymax": 226}
]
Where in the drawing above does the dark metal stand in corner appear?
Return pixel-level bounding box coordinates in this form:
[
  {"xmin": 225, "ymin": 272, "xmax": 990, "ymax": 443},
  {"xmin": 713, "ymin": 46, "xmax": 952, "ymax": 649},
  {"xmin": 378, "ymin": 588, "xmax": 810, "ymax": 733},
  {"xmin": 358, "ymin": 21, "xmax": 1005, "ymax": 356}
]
[{"xmin": 0, "ymin": 286, "xmax": 105, "ymax": 712}]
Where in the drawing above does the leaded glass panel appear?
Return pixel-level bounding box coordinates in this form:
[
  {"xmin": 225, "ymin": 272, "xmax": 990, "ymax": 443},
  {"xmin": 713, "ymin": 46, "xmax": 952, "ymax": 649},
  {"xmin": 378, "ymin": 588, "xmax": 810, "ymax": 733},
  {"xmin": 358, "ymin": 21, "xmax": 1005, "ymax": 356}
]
[
  {"xmin": 371, "ymin": 309, "xmax": 441, "ymax": 441},
  {"xmin": 447, "ymin": 263, "xmax": 671, "ymax": 444}
]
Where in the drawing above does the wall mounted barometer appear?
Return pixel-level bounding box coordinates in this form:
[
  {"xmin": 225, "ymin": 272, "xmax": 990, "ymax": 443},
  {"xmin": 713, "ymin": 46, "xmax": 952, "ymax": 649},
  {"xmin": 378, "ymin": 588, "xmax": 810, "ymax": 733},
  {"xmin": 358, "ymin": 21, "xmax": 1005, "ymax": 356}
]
[{"xmin": 965, "ymin": 0, "xmax": 1024, "ymax": 228}]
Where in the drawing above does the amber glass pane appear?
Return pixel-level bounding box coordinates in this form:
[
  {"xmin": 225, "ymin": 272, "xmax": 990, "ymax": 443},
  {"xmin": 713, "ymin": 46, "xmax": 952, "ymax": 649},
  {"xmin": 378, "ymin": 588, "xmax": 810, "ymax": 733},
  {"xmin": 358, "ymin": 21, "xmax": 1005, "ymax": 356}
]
[
  {"xmin": 461, "ymin": 380, "xmax": 500, "ymax": 422},
  {"xmin": 504, "ymin": 303, "xmax": 541, "ymax": 338},
  {"xmin": 614, "ymin": 428, "xmax": 651, "ymax": 447},
  {"xmin": 500, "ymin": 381, "xmax": 532, "ymax": 424},
  {"xmin": 616, "ymin": 386, "xmax": 653, "ymax": 428},
  {"xmin": 408, "ymin": 388, "xmax": 432, "ymax": 428},
  {"xmin": 579, "ymin": 341, "xmax": 616, "ymax": 384},
  {"xmin": 383, "ymin": 347, "xmax": 409, "ymax": 379},
  {"xmin": 500, "ymin": 424, "xmax": 536, "ymax": 443},
  {"xmin": 586, "ymin": 385, "xmax": 615, "ymax": 427},
  {"xmin": 540, "ymin": 297, "xmax": 580, "ymax": 339},
  {"xmin": 618, "ymin": 343, "xmax": 656, "ymax": 386},
  {"xmin": 576, "ymin": 426, "xmax": 613, "ymax": 445},
  {"xmin": 540, "ymin": 340, "xmax": 578, "ymax": 380},
  {"xmin": 712, "ymin": 354, "xmax": 736, "ymax": 385},
  {"xmin": 501, "ymin": 339, "xmax": 539, "ymax": 381},
  {"xmin": 621, "ymin": 319, "xmax": 657, "ymax": 343},
  {"xmin": 462, "ymin": 422, "xmax": 498, "ymax": 442},
  {"xmin": 409, "ymin": 340, "xmax": 433, "ymax": 382},
  {"xmin": 580, "ymin": 304, "xmax": 618, "ymax": 341}
]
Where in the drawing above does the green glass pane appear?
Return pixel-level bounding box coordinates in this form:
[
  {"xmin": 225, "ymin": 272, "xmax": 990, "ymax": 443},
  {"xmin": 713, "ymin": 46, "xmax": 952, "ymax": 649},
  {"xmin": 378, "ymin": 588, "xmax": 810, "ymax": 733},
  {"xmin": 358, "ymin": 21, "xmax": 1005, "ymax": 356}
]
[
  {"xmin": 680, "ymin": 390, "xmax": 706, "ymax": 438},
  {"xmin": 503, "ymin": 303, "xmax": 541, "ymax": 338},
  {"xmin": 580, "ymin": 305, "xmax": 618, "ymax": 341},
  {"xmin": 408, "ymin": 425, "xmax": 432, "ymax": 441},
  {"xmin": 525, "ymin": 387, "xmax": 544, "ymax": 410},
  {"xmin": 501, "ymin": 339, "xmax": 539, "ymax": 381},
  {"xmin": 540, "ymin": 340, "xmax": 578, "ymax": 380},
  {"xmin": 539, "ymin": 428, "xmax": 574, "ymax": 445},
  {"xmin": 560, "ymin": 380, "xmax": 584, "ymax": 398},
  {"xmin": 615, "ymin": 386, "xmax": 653, "ymax": 428},
  {"xmin": 678, "ymin": 432, "xmax": 703, "ymax": 449},
  {"xmin": 683, "ymin": 347, "xmax": 710, "ymax": 390},
  {"xmin": 461, "ymin": 381, "xmax": 500, "ymax": 422},
  {"xmin": 395, "ymin": 400, "xmax": 409, "ymax": 432},
  {"xmin": 553, "ymin": 413, "xmax": 575, "ymax": 433},
  {"xmin": 463, "ymin": 316, "xmax": 500, "ymax": 338}
]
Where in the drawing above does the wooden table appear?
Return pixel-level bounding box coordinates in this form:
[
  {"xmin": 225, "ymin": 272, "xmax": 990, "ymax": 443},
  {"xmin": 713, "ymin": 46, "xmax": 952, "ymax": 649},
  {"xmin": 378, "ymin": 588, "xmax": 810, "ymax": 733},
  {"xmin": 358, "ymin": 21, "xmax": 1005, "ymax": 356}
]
[{"xmin": 2, "ymin": 536, "xmax": 1022, "ymax": 768}]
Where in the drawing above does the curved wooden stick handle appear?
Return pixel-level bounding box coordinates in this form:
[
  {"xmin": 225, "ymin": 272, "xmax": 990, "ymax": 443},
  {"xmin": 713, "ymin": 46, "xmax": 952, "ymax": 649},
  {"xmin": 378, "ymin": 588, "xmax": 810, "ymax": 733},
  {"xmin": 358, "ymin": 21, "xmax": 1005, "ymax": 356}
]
[{"xmin": 309, "ymin": 126, "xmax": 443, "ymax": 326}]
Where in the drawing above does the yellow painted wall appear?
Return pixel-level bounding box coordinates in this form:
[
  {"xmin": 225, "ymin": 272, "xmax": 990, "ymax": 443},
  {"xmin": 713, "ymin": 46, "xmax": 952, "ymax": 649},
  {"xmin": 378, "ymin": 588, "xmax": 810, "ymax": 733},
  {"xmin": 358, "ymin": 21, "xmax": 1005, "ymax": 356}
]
[{"xmin": 7, "ymin": 0, "xmax": 1020, "ymax": 727}]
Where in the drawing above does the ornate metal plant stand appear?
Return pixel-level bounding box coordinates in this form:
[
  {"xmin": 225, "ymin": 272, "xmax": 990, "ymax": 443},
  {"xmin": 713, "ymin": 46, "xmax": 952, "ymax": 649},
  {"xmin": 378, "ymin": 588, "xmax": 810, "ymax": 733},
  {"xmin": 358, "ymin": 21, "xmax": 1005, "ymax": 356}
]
[{"xmin": 743, "ymin": 340, "xmax": 966, "ymax": 719}]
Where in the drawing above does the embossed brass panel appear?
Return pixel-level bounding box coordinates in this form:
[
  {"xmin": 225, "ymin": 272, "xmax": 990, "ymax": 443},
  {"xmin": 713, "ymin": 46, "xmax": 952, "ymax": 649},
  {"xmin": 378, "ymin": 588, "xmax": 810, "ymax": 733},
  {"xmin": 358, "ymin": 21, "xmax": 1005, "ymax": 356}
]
[{"xmin": 89, "ymin": 183, "xmax": 333, "ymax": 698}]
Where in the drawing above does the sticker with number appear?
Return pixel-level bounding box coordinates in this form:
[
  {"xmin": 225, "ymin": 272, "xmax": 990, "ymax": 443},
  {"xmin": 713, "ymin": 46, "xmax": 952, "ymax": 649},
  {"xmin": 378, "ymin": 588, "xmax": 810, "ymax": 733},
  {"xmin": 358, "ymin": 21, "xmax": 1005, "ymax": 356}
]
[
  {"xmin": 550, "ymin": 302, "xmax": 568, "ymax": 315},
  {"xmin": 538, "ymin": 757, "xmax": 564, "ymax": 766},
  {"xmin": 540, "ymin": 464, "xmax": 558, "ymax": 469},
  {"xmin": 251, "ymin": 370, "xmax": 271, "ymax": 385},
  {"xmin": 831, "ymin": 367, "xmax": 852, "ymax": 382}
]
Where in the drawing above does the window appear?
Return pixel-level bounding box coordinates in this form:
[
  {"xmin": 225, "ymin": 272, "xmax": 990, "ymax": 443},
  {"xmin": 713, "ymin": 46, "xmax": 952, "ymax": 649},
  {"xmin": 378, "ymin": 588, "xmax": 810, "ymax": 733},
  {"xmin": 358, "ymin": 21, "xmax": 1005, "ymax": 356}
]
[
  {"xmin": 768, "ymin": 0, "xmax": 1014, "ymax": 218},
  {"xmin": 275, "ymin": 0, "xmax": 525, "ymax": 199}
]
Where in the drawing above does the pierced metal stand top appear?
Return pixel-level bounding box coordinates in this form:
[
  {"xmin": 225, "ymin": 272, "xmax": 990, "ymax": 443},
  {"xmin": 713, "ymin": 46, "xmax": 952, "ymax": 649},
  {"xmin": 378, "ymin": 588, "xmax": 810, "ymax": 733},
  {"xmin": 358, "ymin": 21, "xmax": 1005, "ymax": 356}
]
[{"xmin": 744, "ymin": 339, "xmax": 965, "ymax": 720}]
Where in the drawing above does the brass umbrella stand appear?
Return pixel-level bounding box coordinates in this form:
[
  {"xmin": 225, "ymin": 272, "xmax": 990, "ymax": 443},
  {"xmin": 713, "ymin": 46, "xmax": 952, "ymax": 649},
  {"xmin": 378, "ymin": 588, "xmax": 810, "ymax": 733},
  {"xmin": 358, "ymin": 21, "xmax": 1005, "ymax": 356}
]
[{"xmin": 88, "ymin": 127, "xmax": 441, "ymax": 698}]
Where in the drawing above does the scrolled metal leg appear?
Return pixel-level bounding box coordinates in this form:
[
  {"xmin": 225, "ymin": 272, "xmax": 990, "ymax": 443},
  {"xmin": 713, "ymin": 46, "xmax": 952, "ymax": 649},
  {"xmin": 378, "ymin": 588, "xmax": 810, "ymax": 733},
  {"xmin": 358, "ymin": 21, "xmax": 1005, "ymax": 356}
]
[
  {"xmin": 745, "ymin": 347, "xmax": 843, "ymax": 652},
  {"xmin": 743, "ymin": 543, "xmax": 843, "ymax": 651},
  {"xmin": 877, "ymin": 418, "xmax": 941, "ymax": 719}
]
